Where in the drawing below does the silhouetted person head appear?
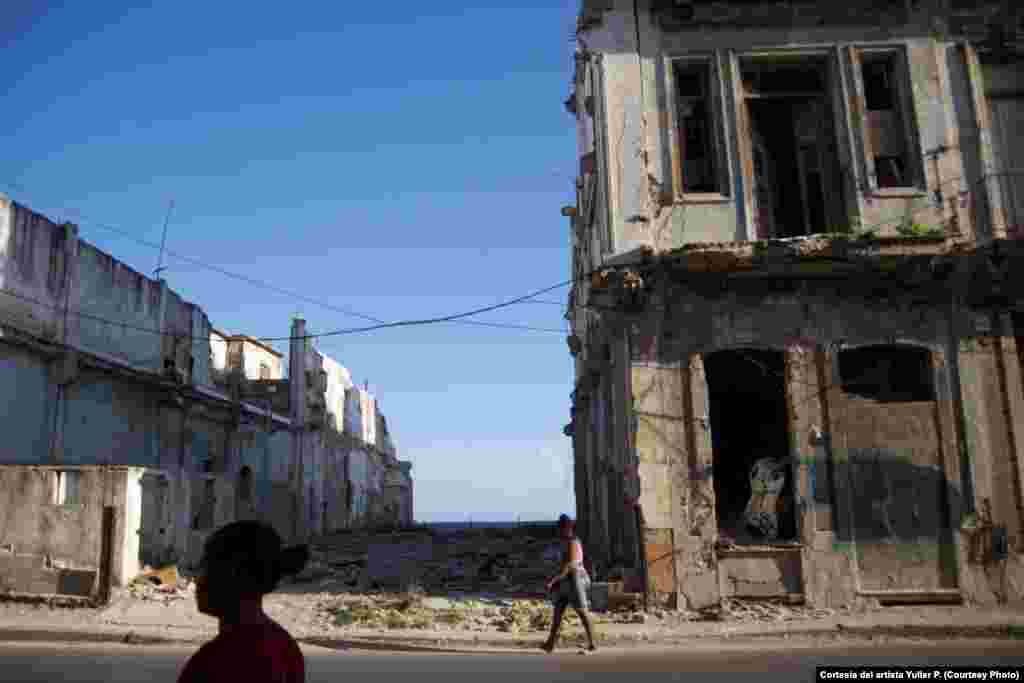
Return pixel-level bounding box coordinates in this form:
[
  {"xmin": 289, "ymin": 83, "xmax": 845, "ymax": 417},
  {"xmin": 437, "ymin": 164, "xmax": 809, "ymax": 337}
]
[
  {"xmin": 195, "ymin": 520, "xmax": 309, "ymax": 622},
  {"xmin": 180, "ymin": 520, "xmax": 309, "ymax": 682}
]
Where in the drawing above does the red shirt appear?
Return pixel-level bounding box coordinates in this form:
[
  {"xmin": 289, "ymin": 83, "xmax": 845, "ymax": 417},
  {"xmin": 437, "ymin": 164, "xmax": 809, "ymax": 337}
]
[{"xmin": 178, "ymin": 620, "xmax": 305, "ymax": 683}]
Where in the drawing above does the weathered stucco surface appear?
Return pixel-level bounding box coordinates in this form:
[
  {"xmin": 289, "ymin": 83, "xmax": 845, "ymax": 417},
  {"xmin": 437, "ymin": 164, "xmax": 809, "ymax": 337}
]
[
  {"xmin": 0, "ymin": 198, "xmax": 414, "ymax": 597},
  {"xmin": 570, "ymin": 0, "xmax": 1024, "ymax": 612}
]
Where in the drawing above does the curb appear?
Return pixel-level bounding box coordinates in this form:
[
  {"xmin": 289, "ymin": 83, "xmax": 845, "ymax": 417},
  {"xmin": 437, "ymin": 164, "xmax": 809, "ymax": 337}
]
[
  {"xmin": 300, "ymin": 636, "xmax": 527, "ymax": 655},
  {"xmin": 0, "ymin": 628, "xmax": 183, "ymax": 646},
  {"xmin": 292, "ymin": 622, "xmax": 1024, "ymax": 652},
  {"xmin": 0, "ymin": 622, "xmax": 1020, "ymax": 653}
]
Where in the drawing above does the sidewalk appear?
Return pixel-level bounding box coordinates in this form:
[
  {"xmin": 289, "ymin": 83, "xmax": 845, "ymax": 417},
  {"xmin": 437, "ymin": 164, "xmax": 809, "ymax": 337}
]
[{"xmin": 0, "ymin": 594, "xmax": 1022, "ymax": 653}]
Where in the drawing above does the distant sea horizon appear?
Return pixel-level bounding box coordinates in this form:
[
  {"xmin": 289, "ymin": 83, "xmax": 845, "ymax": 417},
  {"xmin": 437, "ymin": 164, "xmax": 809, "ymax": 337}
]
[{"xmin": 422, "ymin": 520, "xmax": 557, "ymax": 530}]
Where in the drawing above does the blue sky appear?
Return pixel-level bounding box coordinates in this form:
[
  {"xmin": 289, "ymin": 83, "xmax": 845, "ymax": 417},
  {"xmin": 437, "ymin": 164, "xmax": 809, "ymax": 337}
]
[{"xmin": 1, "ymin": 2, "xmax": 581, "ymax": 522}]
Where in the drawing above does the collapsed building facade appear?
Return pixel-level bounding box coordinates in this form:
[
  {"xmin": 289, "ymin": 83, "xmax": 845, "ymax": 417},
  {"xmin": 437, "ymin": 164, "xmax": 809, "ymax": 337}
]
[
  {"xmin": 0, "ymin": 196, "xmax": 412, "ymax": 598},
  {"xmin": 565, "ymin": 0, "xmax": 1024, "ymax": 609}
]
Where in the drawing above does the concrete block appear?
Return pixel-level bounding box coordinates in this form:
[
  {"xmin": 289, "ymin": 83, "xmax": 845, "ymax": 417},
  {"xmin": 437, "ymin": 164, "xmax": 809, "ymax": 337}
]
[
  {"xmin": 680, "ymin": 571, "xmax": 720, "ymax": 610},
  {"xmin": 719, "ymin": 552, "xmax": 803, "ymax": 597}
]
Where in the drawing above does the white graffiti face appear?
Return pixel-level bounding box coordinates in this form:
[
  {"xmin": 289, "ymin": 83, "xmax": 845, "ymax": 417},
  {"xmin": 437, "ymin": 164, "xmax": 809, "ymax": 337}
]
[
  {"xmin": 749, "ymin": 458, "xmax": 786, "ymax": 496},
  {"xmin": 744, "ymin": 457, "xmax": 787, "ymax": 539}
]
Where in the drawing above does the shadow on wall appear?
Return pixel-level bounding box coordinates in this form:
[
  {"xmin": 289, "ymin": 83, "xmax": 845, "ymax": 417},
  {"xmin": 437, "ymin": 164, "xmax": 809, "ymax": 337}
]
[{"xmin": 821, "ymin": 450, "xmax": 966, "ymax": 545}]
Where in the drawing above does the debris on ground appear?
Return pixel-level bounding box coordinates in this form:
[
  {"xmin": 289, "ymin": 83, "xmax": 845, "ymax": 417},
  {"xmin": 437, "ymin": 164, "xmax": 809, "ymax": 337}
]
[
  {"xmin": 112, "ymin": 527, "xmax": 849, "ymax": 639},
  {"xmin": 720, "ymin": 598, "xmax": 838, "ymax": 623},
  {"xmin": 132, "ymin": 565, "xmax": 180, "ymax": 587},
  {"xmin": 290, "ymin": 526, "xmax": 562, "ymax": 596},
  {"xmin": 127, "ymin": 565, "xmax": 194, "ymax": 604}
]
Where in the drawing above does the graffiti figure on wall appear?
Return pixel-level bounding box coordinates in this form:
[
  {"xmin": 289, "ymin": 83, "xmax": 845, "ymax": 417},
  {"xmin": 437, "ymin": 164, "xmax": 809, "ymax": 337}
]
[{"xmin": 744, "ymin": 457, "xmax": 787, "ymax": 540}]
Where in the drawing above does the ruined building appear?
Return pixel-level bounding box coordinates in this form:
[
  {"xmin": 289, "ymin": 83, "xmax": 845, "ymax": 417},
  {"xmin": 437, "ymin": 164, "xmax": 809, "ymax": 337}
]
[
  {"xmin": 0, "ymin": 196, "xmax": 412, "ymax": 599},
  {"xmin": 565, "ymin": 0, "xmax": 1024, "ymax": 609}
]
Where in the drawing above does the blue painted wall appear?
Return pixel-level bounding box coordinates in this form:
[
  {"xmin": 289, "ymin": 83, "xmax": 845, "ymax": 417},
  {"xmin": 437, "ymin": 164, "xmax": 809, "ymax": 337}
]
[
  {"xmin": 76, "ymin": 243, "xmax": 163, "ymax": 372},
  {"xmin": 62, "ymin": 373, "xmax": 159, "ymax": 466},
  {"xmin": 0, "ymin": 346, "xmax": 50, "ymax": 463}
]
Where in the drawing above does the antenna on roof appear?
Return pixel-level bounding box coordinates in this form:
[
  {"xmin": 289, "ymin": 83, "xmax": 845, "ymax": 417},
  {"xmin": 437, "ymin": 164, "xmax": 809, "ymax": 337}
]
[{"xmin": 153, "ymin": 198, "xmax": 175, "ymax": 280}]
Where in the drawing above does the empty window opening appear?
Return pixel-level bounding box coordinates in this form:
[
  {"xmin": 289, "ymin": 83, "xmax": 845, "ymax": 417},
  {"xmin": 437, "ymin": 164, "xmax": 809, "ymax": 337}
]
[
  {"xmin": 705, "ymin": 350, "xmax": 797, "ymax": 544},
  {"xmin": 193, "ymin": 479, "xmax": 216, "ymax": 530},
  {"xmin": 860, "ymin": 52, "xmax": 914, "ymax": 189},
  {"xmin": 51, "ymin": 470, "xmax": 82, "ymax": 506},
  {"xmin": 238, "ymin": 466, "xmax": 253, "ymax": 502},
  {"xmin": 675, "ymin": 61, "xmax": 722, "ymax": 194},
  {"xmin": 743, "ymin": 58, "xmax": 847, "ymax": 238},
  {"xmin": 839, "ymin": 345, "xmax": 934, "ymax": 402}
]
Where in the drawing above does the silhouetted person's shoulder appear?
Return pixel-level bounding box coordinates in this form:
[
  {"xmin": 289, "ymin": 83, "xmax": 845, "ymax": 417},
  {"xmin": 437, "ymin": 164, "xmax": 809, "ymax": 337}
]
[{"xmin": 178, "ymin": 619, "xmax": 304, "ymax": 683}]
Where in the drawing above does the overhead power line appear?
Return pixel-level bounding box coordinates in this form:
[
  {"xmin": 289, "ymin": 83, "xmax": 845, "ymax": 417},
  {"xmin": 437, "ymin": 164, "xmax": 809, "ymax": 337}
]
[
  {"xmin": 0, "ymin": 273, "xmax": 571, "ymax": 344},
  {"xmin": 0, "ymin": 180, "xmax": 568, "ymax": 335},
  {"xmin": 5, "ymin": 166, "xmax": 1021, "ymax": 347}
]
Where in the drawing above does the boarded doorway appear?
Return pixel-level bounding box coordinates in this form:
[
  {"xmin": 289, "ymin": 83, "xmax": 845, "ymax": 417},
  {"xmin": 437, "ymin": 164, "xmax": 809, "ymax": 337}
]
[
  {"xmin": 705, "ymin": 350, "xmax": 797, "ymax": 544},
  {"xmin": 835, "ymin": 345, "xmax": 959, "ymax": 594},
  {"xmin": 742, "ymin": 56, "xmax": 848, "ymax": 239}
]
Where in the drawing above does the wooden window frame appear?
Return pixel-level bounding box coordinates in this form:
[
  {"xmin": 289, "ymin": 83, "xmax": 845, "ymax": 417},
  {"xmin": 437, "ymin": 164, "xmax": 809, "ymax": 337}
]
[
  {"xmin": 666, "ymin": 53, "xmax": 732, "ymax": 203},
  {"xmin": 850, "ymin": 45, "xmax": 926, "ymax": 196},
  {"xmin": 733, "ymin": 47, "xmax": 850, "ymax": 239}
]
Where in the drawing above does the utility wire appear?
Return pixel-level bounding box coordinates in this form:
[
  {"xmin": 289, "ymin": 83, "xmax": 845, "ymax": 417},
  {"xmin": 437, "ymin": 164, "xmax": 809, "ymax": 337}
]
[
  {"xmin": 3, "ymin": 169, "xmax": 1019, "ymax": 346},
  {"xmin": 0, "ymin": 180, "xmax": 568, "ymax": 335},
  {"xmin": 0, "ymin": 278, "xmax": 570, "ymax": 344}
]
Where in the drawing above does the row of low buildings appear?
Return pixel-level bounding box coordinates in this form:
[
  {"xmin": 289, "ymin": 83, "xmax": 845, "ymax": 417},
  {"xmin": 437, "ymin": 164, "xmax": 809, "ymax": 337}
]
[
  {"xmin": 566, "ymin": 0, "xmax": 1024, "ymax": 610},
  {"xmin": 0, "ymin": 195, "xmax": 412, "ymax": 598}
]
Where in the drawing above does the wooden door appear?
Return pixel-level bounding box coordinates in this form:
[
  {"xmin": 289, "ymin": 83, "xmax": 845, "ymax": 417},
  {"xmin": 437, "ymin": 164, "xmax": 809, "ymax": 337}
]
[{"xmin": 833, "ymin": 349, "xmax": 959, "ymax": 593}]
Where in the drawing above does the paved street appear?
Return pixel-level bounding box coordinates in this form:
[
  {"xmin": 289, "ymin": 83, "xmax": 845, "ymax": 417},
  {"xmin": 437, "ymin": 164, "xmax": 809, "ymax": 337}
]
[{"xmin": 0, "ymin": 637, "xmax": 1020, "ymax": 682}]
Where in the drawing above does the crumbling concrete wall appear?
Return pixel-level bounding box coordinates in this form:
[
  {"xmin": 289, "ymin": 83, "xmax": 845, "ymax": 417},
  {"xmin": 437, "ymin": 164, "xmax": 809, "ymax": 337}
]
[
  {"xmin": 0, "ymin": 465, "xmax": 147, "ymax": 593},
  {"xmin": 0, "ymin": 467, "xmax": 107, "ymax": 572},
  {"xmin": 1, "ymin": 201, "xmax": 410, "ymax": 574},
  {"xmin": 570, "ymin": 1, "xmax": 1024, "ymax": 610},
  {"xmin": 0, "ymin": 198, "xmax": 80, "ymax": 344},
  {"xmin": 574, "ymin": 262, "xmax": 1024, "ymax": 606}
]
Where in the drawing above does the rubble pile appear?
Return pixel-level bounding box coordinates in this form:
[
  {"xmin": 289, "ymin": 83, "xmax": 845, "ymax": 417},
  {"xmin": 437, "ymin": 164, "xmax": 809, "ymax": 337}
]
[
  {"xmin": 127, "ymin": 565, "xmax": 194, "ymax": 605},
  {"xmin": 119, "ymin": 527, "xmax": 653, "ymax": 638},
  {"xmin": 720, "ymin": 598, "xmax": 836, "ymax": 623},
  {"xmin": 314, "ymin": 591, "xmax": 583, "ymax": 633},
  {"xmin": 296, "ymin": 527, "xmax": 564, "ymax": 595}
]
